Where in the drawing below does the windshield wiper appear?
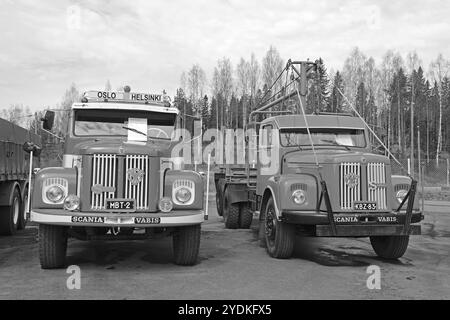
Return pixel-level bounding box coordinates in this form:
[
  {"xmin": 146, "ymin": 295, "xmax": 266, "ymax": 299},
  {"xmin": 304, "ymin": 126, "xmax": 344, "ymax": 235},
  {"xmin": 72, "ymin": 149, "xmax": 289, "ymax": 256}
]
[
  {"xmin": 122, "ymin": 126, "xmax": 147, "ymax": 137},
  {"xmin": 319, "ymin": 139, "xmax": 351, "ymax": 151}
]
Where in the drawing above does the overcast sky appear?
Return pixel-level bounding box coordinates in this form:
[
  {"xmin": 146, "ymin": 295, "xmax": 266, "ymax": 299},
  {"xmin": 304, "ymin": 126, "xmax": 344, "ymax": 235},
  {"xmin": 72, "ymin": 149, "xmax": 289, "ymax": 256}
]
[{"xmin": 1, "ymin": 0, "xmax": 449, "ymax": 112}]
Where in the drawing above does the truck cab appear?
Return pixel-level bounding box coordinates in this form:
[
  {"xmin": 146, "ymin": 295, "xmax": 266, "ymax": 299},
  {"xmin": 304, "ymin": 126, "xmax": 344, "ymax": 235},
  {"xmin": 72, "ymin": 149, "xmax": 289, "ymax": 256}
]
[{"xmin": 31, "ymin": 88, "xmax": 205, "ymax": 268}]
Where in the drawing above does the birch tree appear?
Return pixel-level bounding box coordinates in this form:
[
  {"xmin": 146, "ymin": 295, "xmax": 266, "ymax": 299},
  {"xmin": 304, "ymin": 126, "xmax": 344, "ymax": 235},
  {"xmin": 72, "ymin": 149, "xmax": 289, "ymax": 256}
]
[{"xmin": 429, "ymin": 54, "xmax": 450, "ymax": 165}]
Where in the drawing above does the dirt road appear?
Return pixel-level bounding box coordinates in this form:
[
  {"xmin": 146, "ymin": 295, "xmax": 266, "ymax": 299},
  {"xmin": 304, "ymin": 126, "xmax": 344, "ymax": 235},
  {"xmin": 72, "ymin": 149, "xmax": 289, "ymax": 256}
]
[{"xmin": 0, "ymin": 199, "xmax": 448, "ymax": 300}]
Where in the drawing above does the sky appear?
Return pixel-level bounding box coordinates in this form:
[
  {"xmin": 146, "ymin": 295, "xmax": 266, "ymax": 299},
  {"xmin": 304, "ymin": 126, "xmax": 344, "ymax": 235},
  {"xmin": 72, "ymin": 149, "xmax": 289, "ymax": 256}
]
[{"xmin": 0, "ymin": 0, "xmax": 449, "ymax": 112}]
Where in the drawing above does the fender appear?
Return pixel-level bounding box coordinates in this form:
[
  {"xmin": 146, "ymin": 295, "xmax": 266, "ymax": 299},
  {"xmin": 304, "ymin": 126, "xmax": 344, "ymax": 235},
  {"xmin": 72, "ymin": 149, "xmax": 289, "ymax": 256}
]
[
  {"xmin": 262, "ymin": 177, "xmax": 281, "ymax": 219},
  {"xmin": 0, "ymin": 181, "xmax": 21, "ymax": 206}
]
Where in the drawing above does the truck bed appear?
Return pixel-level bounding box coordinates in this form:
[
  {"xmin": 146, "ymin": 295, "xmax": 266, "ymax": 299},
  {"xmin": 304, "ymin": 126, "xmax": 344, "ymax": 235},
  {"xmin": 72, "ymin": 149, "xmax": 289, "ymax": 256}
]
[{"xmin": 0, "ymin": 118, "xmax": 41, "ymax": 181}]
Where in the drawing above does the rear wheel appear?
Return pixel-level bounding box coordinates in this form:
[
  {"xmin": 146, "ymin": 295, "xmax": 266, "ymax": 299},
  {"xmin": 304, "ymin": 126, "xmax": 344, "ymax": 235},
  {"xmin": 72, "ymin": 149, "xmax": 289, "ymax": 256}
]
[
  {"xmin": 39, "ymin": 224, "xmax": 68, "ymax": 269},
  {"xmin": 18, "ymin": 187, "xmax": 29, "ymax": 230},
  {"xmin": 0, "ymin": 188, "xmax": 21, "ymax": 236},
  {"xmin": 173, "ymin": 224, "xmax": 201, "ymax": 266},
  {"xmin": 215, "ymin": 180, "xmax": 224, "ymax": 216},
  {"xmin": 370, "ymin": 235, "xmax": 409, "ymax": 259},
  {"xmin": 264, "ymin": 197, "xmax": 295, "ymax": 259},
  {"xmin": 239, "ymin": 205, "xmax": 253, "ymax": 229},
  {"xmin": 223, "ymin": 189, "xmax": 239, "ymax": 229}
]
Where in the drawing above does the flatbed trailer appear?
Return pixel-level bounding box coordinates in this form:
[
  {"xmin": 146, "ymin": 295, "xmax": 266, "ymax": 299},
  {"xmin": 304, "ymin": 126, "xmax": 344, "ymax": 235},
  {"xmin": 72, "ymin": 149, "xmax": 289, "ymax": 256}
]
[{"xmin": 0, "ymin": 117, "xmax": 41, "ymax": 235}]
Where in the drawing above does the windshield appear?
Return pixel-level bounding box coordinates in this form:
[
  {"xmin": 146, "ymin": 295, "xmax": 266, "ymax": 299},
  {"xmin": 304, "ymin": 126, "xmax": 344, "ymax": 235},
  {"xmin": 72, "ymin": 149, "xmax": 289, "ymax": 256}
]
[
  {"xmin": 279, "ymin": 128, "xmax": 366, "ymax": 148},
  {"xmin": 74, "ymin": 109, "xmax": 176, "ymax": 140}
]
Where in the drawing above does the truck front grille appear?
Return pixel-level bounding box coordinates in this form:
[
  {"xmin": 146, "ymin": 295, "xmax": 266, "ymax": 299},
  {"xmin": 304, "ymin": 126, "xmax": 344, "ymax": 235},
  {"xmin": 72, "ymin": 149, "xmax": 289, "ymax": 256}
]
[
  {"xmin": 124, "ymin": 155, "xmax": 149, "ymax": 210},
  {"xmin": 91, "ymin": 154, "xmax": 118, "ymax": 210},
  {"xmin": 339, "ymin": 162, "xmax": 361, "ymax": 210},
  {"xmin": 339, "ymin": 162, "xmax": 388, "ymax": 211}
]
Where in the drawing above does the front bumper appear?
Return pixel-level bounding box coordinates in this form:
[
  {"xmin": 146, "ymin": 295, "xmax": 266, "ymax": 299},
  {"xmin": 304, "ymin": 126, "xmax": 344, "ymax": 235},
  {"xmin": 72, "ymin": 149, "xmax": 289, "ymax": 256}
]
[
  {"xmin": 31, "ymin": 209, "xmax": 205, "ymax": 227},
  {"xmin": 281, "ymin": 210, "xmax": 423, "ymax": 225},
  {"xmin": 280, "ymin": 210, "xmax": 423, "ymax": 237}
]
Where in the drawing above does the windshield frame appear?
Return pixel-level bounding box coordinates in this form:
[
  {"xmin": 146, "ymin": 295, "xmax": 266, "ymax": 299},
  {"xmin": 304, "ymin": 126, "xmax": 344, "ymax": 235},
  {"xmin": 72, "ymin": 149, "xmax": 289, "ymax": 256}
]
[
  {"xmin": 278, "ymin": 127, "xmax": 367, "ymax": 148},
  {"xmin": 72, "ymin": 108, "xmax": 177, "ymax": 140}
]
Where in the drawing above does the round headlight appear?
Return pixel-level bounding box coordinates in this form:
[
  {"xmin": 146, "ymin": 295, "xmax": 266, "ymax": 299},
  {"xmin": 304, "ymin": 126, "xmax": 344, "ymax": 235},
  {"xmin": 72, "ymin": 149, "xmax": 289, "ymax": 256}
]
[
  {"xmin": 158, "ymin": 197, "xmax": 173, "ymax": 213},
  {"xmin": 292, "ymin": 189, "xmax": 306, "ymax": 205},
  {"xmin": 396, "ymin": 189, "xmax": 408, "ymax": 203},
  {"xmin": 64, "ymin": 194, "xmax": 80, "ymax": 211},
  {"xmin": 175, "ymin": 187, "xmax": 192, "ymax": 204},
  {"xmin": 46, "ymin": 185, "xmax": 64, "ymax": 203}
]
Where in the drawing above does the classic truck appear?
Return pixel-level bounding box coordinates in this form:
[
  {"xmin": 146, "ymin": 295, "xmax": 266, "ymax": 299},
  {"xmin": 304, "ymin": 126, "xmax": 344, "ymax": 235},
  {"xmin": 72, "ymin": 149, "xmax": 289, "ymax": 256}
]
[
  {"xmin": 0, "ymin": 117, "xmax": 41, "ymax": 235},
  {"xmin": 215, "ymin": 60, "xmax": 422, "ymax": 260},
  {"xmin": 31, "ymin": 87, "xmax": 205, "ymax": 268}
]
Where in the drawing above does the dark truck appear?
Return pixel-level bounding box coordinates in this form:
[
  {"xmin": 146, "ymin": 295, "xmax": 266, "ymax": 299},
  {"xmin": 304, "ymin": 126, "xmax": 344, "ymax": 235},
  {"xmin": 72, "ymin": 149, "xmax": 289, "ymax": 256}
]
[
  {"xmin": 215, "ymin": 60, "xmax": 423, "ymax": 260},
  {"xmin": 0, "ymin": 117, "xmax": 41, "ymax": 235}
]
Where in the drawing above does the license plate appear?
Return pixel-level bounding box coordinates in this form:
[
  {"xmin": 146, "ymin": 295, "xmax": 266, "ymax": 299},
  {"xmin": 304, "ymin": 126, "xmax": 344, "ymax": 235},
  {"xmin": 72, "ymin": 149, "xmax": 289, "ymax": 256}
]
[
  {"xmin": 353, "ymin": 202, "xmax": 377, "ymax": 211},
  {"xmin": 106, "ymin": 199, "xmax": 135, "ymax": 212}
]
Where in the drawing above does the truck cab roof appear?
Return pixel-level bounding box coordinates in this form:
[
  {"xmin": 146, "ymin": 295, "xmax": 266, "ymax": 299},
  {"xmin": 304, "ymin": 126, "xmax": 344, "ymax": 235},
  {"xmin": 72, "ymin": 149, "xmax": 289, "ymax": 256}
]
[{"xmin": 261, "ymin": 114, "xmax": 365, "ymax": 129}]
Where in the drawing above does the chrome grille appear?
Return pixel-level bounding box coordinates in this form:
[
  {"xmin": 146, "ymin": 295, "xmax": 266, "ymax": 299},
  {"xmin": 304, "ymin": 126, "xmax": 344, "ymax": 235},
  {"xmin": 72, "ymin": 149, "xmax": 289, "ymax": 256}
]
[
  {"xmin": 91, "ymin": 154, "xmax": 117, "ymax": 210},
  {"xmin": 125, "ymin": 155, "xmax": 149, "ymax": 210},
  {"xmin": 367, "ymin": 163, "xmax": 387, "ymax": 210},
  {"xmin": 339, "ymin": 162, "xmax": 361, "ymax": 210}
]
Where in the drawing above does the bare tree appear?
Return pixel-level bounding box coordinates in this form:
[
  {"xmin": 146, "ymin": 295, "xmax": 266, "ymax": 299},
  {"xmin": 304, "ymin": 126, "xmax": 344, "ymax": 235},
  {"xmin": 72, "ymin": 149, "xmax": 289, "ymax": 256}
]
[
  {"xmin": 248, "ymin": 52, "xmax": 260, "ymax": 111},
  {"xmin": 213, "ymin": 58, "xmax": 233, "ymax": 129},
  {"xmin": 406, "ymin": 51, "xmax": 422, "ymax": 174},
  {"xmin": 186, "ymin": 64, "xmax": 206, "ymax": 115},
  {"xmin": 429, "ymin": 54, "xmax": 450, "ymax": 165},
  {"xmin": 262, "ymin": 46, "xmax": 283, "ymax": 96},
  {"xmin": 236, "ymin": 58, "xmax": 250, "ymax": 128}
]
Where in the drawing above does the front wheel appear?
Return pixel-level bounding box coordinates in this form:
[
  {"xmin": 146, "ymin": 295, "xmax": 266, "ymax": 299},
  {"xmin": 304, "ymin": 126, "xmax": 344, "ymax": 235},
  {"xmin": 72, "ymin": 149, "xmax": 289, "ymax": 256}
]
[
  {"xmin": 39, "ymin": 224, "xmax": 68, "ymax": 269},
  {"xmin": 173, "ymin": 224, "xmax": 201, "ymax": 266},
  {"xmin": 264, "ymin": 197, "xmax": 295, "ymax": 259},
  {"xmin": 370, "ymin": 235, "xmax": 409, "ymax": 259}
]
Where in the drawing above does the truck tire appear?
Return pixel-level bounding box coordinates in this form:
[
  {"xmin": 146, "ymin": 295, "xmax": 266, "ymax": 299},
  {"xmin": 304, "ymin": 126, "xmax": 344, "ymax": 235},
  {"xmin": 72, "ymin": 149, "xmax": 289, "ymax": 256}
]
[
  {"xmin": 258, "ymin": 219, "xmax": 267, "ymax": 248},
  {"xmin": 18, "ymin": 187, "xmax": 29, "ymax": 230},
  {"xmin": 239, "ymin": 205, "xmax": 253, "ymax": 229},
  {"xmin": 0, "ymin": 188, "xmax": 21, "ymax": 235},
  {"xmin": 264, "ymin": 197, "xmax": 294, "ymax": 259},
  {"xmin": 370, "ymin": 235, "xmax": 409, "ymax": 260},
  {"xmin": 223, "ymin": 189, "xmax": 239, "ymax": 229},
  {"xmin": 39, "ymin": 224, "xmax": 68, "ymax": 269},
  {"xmin": 216, "ymin": 180, "xmax": 224, "ymax": 216},
  {"xmin": 173, "ymin": 224, "xmax": 201, "ymax": 266}
]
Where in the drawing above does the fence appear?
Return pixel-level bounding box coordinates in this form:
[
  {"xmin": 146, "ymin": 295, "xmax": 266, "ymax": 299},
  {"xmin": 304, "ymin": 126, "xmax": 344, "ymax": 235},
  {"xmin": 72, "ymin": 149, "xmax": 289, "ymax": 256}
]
[{"xmin": 391, "ymin": 158, "xmax": 450, "ymax": 188}]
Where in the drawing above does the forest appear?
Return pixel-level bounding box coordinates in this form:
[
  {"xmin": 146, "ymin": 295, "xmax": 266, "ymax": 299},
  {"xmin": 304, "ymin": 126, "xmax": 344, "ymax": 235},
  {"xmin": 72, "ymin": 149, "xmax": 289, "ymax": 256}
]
[{"xmin": 2, "ymin": 46, "xmax": 449, "ymax": 179}]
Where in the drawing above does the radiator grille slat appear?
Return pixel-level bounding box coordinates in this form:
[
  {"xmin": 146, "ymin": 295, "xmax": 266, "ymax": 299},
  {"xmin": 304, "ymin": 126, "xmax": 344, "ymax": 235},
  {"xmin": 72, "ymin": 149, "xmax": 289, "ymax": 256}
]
[
  {"xmin": 339, "ymin": 162, "xmax": 361, "ymax": 210},
  {"xmin": 125, "ymin": 155, "xmax": 149, "ymax": 210},
  {"xmin": 91, "ymin": 154, "xmax": 118, "ymax": 210},
  {"xmin": 367, "ymin": 162, "xmax": 387, "ymax": 210}
]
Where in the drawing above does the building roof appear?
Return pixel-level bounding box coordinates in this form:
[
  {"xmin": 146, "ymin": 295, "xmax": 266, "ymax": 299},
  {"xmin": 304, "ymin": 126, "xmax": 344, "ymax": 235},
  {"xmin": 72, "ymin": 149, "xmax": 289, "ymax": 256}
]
[{"xmin": 262, "ymin": 114, "xmax": 366, "ymax": 129}]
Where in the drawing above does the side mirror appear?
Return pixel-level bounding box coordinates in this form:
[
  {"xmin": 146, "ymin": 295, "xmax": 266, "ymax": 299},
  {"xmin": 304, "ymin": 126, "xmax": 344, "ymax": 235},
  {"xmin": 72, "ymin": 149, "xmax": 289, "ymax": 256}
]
[{"xmin": 42, "ymin": 110, "xmax": 55, "ymax": 131}]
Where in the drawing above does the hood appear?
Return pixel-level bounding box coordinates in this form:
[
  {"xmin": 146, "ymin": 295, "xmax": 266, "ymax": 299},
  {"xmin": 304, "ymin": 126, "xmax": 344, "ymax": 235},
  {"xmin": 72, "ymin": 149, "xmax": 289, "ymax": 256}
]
[
  {"xmin": 65, "ymin": 137, "xmax": 176, "ymax": 156},
  {"xmin": 283, "ymin": 148, "xmax": 390, "ymax": 165}
]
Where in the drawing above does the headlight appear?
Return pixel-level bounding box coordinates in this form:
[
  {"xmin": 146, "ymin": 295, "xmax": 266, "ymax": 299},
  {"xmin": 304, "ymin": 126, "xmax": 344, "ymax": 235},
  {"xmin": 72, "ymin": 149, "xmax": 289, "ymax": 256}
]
[
  {"xmin": 159, "ymin": 197, "xmax": 173, "ymax": 213},
  {"xmin": 46, "ymin": 185, "xmax": 65, "ymax": 203},
  {"xmin": 396, "ymin": 189, "xmax": 408, "ymax": 203},
  {"xmin": 292, "ymin": 189, "xmax": 306, "ymax": 205},
  {"xmin": 175, "ymin": 187, "xmax": 192, "ymax": 204},
  {"xmin": 172, "ymin": 179, "xmax": 195, "ymax": 205},
  {"xmin": 64, "ymin": 194, "xmax": 80, "ymax": 211}
]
